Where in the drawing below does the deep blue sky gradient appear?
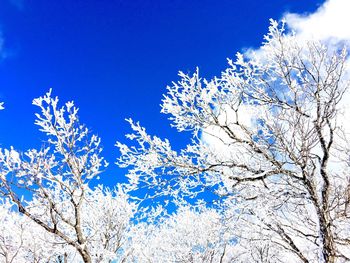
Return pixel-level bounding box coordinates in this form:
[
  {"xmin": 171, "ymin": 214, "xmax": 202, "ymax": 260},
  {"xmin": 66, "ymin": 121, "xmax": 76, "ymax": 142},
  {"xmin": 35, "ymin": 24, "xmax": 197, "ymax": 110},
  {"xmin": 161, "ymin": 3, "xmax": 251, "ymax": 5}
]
[{"xmin": 0, "ymin": 0, "xmax": 323, "ymax": 186}]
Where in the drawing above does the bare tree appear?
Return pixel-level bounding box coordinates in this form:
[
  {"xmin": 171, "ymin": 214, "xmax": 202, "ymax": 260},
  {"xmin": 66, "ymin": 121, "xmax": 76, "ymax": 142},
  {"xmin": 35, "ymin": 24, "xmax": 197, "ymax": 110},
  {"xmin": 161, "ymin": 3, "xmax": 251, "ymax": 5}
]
[
  {"xmin": 118, "ymin": 20, "xmax": 350, "ymax": 262},
  {"xmin": 0, "ymin": 90, "xmax": 135, "ymax": 263}
]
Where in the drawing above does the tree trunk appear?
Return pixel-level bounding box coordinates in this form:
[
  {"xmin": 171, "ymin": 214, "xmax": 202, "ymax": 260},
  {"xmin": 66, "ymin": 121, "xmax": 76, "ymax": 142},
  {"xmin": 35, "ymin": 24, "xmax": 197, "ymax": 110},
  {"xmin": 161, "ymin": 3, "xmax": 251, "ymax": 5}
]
[
  {"xmin": 79, "ymin": 250, "xmax": 92, "ymax": 263},
  {"xmin": 319, "ymin": 210, "xmax": 335, "ymax": 263}
]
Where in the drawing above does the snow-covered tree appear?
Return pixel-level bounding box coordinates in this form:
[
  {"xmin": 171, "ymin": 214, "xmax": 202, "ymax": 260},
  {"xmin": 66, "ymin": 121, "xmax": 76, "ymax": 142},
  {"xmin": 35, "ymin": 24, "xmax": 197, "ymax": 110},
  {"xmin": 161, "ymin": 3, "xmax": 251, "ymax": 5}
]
[
  {"xmin": 0, "ymin": 200, "xmax": 73, "ymax": 263},
  {"xmin": 0, "ymin": 200, "xmax": 42, "ymax": 262},
  {"xmin": 0, "ymin": 90, "xmax": 135, "ymax": 263},
  {"xmin": 129, "ymin": 204, "xmax": 236, "ymax": 262},
  {"xmin": 118, "ymin": 20, "xmax": 350, "ymax": 262}
]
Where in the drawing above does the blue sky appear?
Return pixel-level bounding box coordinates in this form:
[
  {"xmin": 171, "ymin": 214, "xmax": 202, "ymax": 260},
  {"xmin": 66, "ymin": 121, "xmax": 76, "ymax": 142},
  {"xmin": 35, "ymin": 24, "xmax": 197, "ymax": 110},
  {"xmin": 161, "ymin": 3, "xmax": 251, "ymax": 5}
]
[{"xmin": 0, "ymin": 0, "xmax": 324, "ymax": 186}]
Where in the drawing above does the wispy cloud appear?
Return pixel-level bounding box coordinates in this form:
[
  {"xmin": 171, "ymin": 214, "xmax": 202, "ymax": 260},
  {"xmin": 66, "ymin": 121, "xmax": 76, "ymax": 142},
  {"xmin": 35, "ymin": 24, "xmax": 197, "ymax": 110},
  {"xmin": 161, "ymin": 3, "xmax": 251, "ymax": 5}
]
[
  {"xmin": 0, "ymin": 33, "xmax": 8, "ymax": 62},
  {"xmin": 8, "ymin": 0, "xmax": 24, "ymax": 11},
  {"xmin": 0, "ymin": 34, "xmax": 4, "ymax": 106}
]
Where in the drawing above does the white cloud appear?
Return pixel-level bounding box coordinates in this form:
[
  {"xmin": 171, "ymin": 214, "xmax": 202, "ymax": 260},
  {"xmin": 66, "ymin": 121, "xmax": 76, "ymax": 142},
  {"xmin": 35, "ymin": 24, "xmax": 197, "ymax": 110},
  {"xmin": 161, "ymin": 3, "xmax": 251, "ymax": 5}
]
[{"xmin": 285, "ymin": 0, "xmax": 350, "ymax": 42}]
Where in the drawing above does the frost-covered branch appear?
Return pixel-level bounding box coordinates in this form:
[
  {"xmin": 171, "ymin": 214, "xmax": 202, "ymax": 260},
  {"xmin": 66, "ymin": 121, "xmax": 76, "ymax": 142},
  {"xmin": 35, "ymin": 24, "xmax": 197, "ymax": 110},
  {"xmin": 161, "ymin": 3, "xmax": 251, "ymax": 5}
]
[
  {"xmin": 0, "ymin": 91, "xmax": 135, "ymax": 263},
  {"xmin": 118, "ymin": 20, "xmax": 350, "ymax": 262}
]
